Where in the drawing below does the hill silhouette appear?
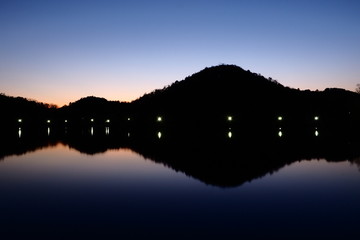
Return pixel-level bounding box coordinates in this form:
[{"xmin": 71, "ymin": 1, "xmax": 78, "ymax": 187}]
[{"xmin": 1, "ymin": 64, "xmax": 360, "ymax": 140}]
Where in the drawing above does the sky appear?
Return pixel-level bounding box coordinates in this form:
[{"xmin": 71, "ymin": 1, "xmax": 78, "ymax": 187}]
[{"xmin": 1, "ymin": 0, "xmax": 360, "ymax": 107}]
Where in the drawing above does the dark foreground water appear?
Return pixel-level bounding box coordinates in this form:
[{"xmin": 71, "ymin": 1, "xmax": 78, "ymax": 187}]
[{"xmin": 1, "ymin": 142, "xmax": 360, "ymax": 239}]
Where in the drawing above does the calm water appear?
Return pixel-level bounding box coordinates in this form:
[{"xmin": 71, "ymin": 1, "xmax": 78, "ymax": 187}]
[{"xmin": 1, "ymin": 143, "xmax": 360, "ymax": 239}]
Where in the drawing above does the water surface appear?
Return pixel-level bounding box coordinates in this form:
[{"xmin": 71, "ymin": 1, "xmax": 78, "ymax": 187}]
[{"xmin": 1, "ymin": 143, "xmax": 360, "ymax": 239}]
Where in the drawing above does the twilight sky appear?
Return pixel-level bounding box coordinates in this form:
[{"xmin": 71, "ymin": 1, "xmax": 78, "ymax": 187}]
[{"xmin": 1, "ymin": 0, "xmax": 359, "ymax": 106}]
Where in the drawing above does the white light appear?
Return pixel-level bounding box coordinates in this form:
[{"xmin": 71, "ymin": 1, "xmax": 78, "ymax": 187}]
[
  {"xmin": 315, "ymin": 130, "xmax": 319, "ymax": 136},
  {"xmin": 64, "ymin": 120, "xmax": 68, "ymax": 123},
  {"xmin": 105, "ymin": 127, "xmax": 110, "ymax": 135},
  {"xmin": 47, "ymin": 127, "xmax": 50, "ymax": 136},
  {"xmin": 157, "ymin": 116, "xmax": 162, "ymax": 122},
  {"xmin": 278, "ymin": 116, "xmax": 283, "ymax": 121},
  {"xmin": 18, "ymin": 119, "xmax": 22, "ymax": 123},
  {"xmin": 91, "ymin": 119, "xmax": 94, "ymax": 122},
  {"xmin": 91, "ymin": 127, "xmax": 94, "ymax": 136},
  {"xmin": 128, "ymin": 117, "xmax": 131, "ymax": 121},
  {"xmin": 157, "ymin": 131, "xmax": 162, "ymax": 139},
  {"xmin": 18, "ymin": 127, "xmax": 22, "ymax": 138},
  {"xmin": 278, "ymin": 131, "xmax": 283, "ymax": 137},
  {"xmin": 314, "ymin": 116, "xmax": 319, "ymax": 121},
  {"xmin": 106, "ymin": 119, "xmax": 110, "ymax": 123},
  {"xmin": 227, "ymin": 116, "xmax": 233, "ymax": 121},
  {"xmin": 228, "ymin": 131, "xmax": 232, "ymax": 138},
  {"xmin": 47, "ymin": 120, "xmax": 51, "ymax": 123}
]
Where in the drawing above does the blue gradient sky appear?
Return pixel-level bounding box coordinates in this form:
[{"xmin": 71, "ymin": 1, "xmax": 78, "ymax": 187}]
[{"xmin": 1, "ymin": 0, "xmax": 359, "ymax": 106}]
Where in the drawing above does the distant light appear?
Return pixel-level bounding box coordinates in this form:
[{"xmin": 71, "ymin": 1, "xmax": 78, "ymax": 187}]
[
  {"xmin": 278, "ymin": 131, "xmax": 283, "ymax": 137},
  {"xmin": 127, "ymin": 117, "xmax": 131, "ymax": 121},
  {"xmin": 18, "ymin": 127, "xmax": 22, "ymax": 138},
  {"xmin": 18, "ymin": 119, "xmax": 22, "ymax": 123},
  {"xmin": 278, "ymin": 116, "xmax": 283, "ymax": 121},
  {"xmin": 64, "ymin": 120, "xmax": 68, "ymax": 123},
  {"xmin": 106, "ymin": 119, "xmax": 110, "ymax": 123},
  {"xmin": 228, "ymin": 131, "xmax": 232, "ymax": 138},
  {"xmin": 227, "ymin": 116, "xmax": 233, "ymax": 121},
  {"xmin": 314, "ymin": 116, "xmax": 319, "ymax": 121},
  {"xmin": 47, "ymin": 120, "xmax": 51, "ymax": 124},
  {"xmin": 315, "ymin": 130, "xmax": 319, "ymax": 136},
  {"xmin": 157, "ymin": 131, "xmax": 162, "ymax": 139},
  {"xmin": 157, "ymin": 116, "xmax": 162, "ymax": 122},
  {"xmin": 91, "ymin": 119, "xmax": 94, "ymax": 122},
  {"xmin": 47, "ymin": 127, "xmax": 50, "ymax": 136}
]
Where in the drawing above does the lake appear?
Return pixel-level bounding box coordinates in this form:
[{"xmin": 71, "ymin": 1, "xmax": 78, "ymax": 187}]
[{"xmin": 1, "ymin": 131, "xmax": 360, "ymax": 239}]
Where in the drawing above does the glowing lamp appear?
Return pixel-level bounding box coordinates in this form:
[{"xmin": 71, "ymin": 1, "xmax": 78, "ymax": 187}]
[
  {"xmin": 227, "ymin": 116, "xmax": 233, "ymax": 121},
  {"xmin": 278, "ymin": 116, "xmax": 283, "ymax": 121},
  {"xmin": 314, "ymin": 116, "xmax": 319, "ymax": 121},
  {"xmin": 157, "ymin": 116, "xmax": 162, "ymax": 122},
  {"xmin": 18, "ymin": 119, "xmax": 22, "ymax": 123}
]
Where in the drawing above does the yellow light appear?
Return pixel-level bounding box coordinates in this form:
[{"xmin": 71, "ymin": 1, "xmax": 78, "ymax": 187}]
[
  {"xmin": 227, "ymin": 116, "xmax": 233, "ymax": 121},
  {"xmin": 278, "ymin": 116, "xmax": 283, "ymax": 121},
  {"xmin": 157, "ymin": 131, "xmax": 162, "ymax": 139}
]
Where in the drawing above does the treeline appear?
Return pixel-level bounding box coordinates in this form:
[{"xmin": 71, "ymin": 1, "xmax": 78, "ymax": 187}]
[{"xmin": 1, "ymin": 64, "xmax": 360, "ymax": 139}]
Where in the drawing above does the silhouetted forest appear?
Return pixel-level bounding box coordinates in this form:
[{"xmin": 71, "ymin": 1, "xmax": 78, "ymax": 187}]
[{"xmin": 1, "ymin": 64, "xmax": 360, "ymax": 139}]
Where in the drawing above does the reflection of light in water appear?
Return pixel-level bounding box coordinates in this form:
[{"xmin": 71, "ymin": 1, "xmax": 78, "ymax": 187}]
[
  {"xmin": 228, "ymin": 131, "xmax": 232, "ymax": 138},
  {"xmin": 315, "ymin": 130, "xmax": 319, "ymax": 137},
  {"xmin": 157, "ymin": 132, "xmax": 162, "ymax": 139},
  {"xmin": 65, "ymin": 127, "xmax": 68, "ymax": 134},
  {"xmin": 105, "ymin": 127, "xmax": 110, "ymax": 135},
  {"xmin": 18, "ymin": 127, "xmax": 22, "ymax": 138},
  {"xmin": 278, "ymin": 131, "xmax": 283, "ymax": 137},
  {"xmin": 47, "ymin": 127, "xmax": 50, "ymax": 136},
  {"xmin": 91, "ymin": 127, "xmax": 94, "ymax": 136},
  {"xmin": 127, "ymin": 132, "xmax": 130, "ymax": 137}
]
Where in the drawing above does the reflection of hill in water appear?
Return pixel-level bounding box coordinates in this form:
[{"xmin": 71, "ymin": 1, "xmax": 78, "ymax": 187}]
[{"xmin": 1, "ymin": 131, "xmax": 360, "ymax": 188}]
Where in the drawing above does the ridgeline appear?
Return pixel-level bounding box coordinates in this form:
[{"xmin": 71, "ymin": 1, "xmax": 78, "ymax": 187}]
[{"xmin": 1, "ymin": 64, "xmax": 360, "ymax": 141}]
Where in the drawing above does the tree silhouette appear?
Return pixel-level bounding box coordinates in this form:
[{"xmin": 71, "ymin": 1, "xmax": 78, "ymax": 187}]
[{"xmin": 356, "ymin": 84, "xmax": 360, "ymax": 94}]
